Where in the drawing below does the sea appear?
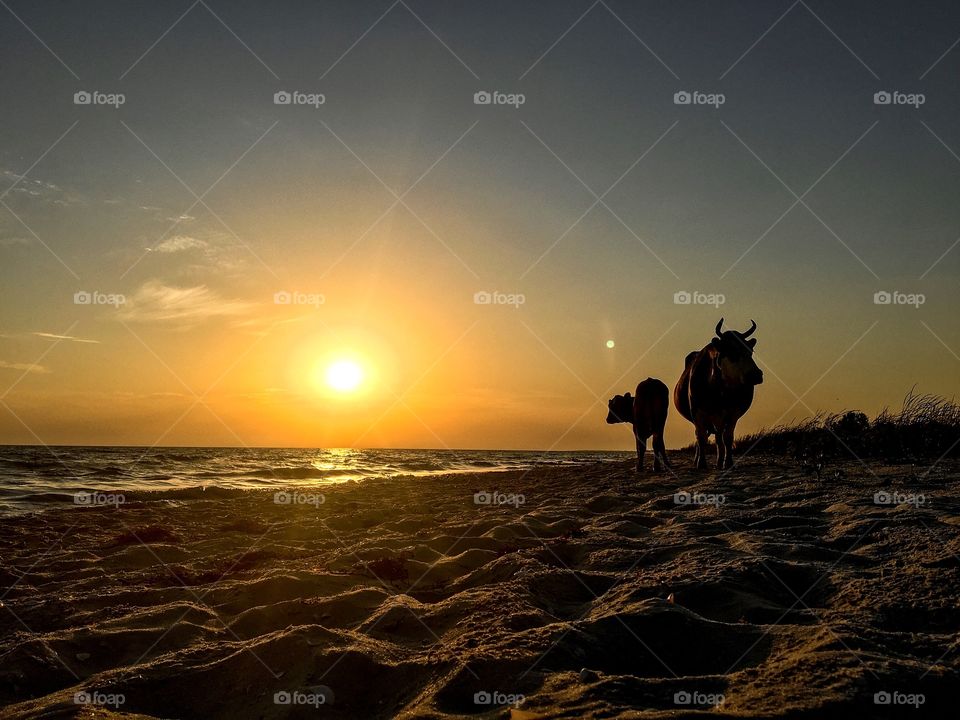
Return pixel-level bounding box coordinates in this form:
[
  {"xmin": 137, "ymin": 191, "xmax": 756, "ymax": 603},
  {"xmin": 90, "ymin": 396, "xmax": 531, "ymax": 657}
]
[{"xmin": 0, "ymin": 446, "xmax": 632, "ymax": 513}]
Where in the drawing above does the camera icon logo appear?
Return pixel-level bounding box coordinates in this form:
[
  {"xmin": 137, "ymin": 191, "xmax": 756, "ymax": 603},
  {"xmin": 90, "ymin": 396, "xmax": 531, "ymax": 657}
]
[
  {"xmin": 673, "ymin": 290, "xmax": 691, "ymax": 305},
  {"xmin": 274, "ymin": 290, "xmax": 292, "ymax": 305},
  {"xmin": 474, "ymin": 691, "xmax": 492, "ymax": 704},
  {"xmin": 274, "ymin": 691, "xmax": 292, "ymax": 705},
  {"xmin": 673, "ymin": 91, "xmax": 691, "ymax": 105},
  {"xmin": 273, "ymin": 491, "xmax": 292, "ymax": 505},
  {"xmin": 473, "ymin": 491, "xmax": 492, "ymax": 505},
  {"xmin": 674, "ymin": 690, "xmax": 692, "ymax": 705},
  {"xmin": 74, "ymin": 291, "xmax": 92, "ymax": 305},
  {"xmin": 473, "ymin": 290, "xmax": 492, "ymax": 305},
  {"xmin": 873, "ymin": 91, "xmax": 891, "ymax": 105},
  {"xmin": 874, "ymin": 691, "xmax": 891, "ymax": 705},
  {"xmin": 873, "ymin": 290, "xmax": 891, "ymax": 305},
  {"xmin": 274, "ymin": 91, "xmax": 292, "ymax": 105},
  {"xmin": 74, "ymin": 91, "xmax": 92, "ymax": 105},
  {"xmin": 873, "ymin": 491, "xmax": 892, "ymax": 505},
  {"xmin": 474, "ymin": 91, "xmax": 492, "ymax": 105},
  {"xmin": 674, "ymin": 491, "xmax": 691, "ymax": 505}
]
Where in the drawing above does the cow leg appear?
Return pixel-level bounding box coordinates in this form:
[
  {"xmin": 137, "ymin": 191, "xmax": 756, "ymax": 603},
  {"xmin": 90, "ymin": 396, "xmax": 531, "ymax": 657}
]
[
  {"xmin": 722, "ymin": 424, "xmax": 736, "ymax": 469},
  {"xmin": 634, "ymin": 430, "xmax": 646, "ymax": 472},
  {"xmin": 695, "ymin": 425, "xmax": 709, "ymax": 470},
  {"xmin": 653, "ymin": 434, "xmax": 668, "ymax": 471},
  {"xmin": 715, "ymin": 425, "xmax": 726, "ymax": 470}
]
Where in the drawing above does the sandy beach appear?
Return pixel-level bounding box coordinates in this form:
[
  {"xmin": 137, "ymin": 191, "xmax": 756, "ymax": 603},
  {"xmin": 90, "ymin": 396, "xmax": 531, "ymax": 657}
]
[{"xmin": 0, "ymin": 455, "xmax": 957, "ymax": 718}]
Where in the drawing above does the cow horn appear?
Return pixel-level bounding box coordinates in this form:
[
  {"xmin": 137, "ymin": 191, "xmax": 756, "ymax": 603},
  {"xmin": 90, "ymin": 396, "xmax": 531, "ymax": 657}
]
[
  {"xmin": 715, "ymin": 318, "xmax": 724, "ymax": 336},
  {"xmin": 742, "ymin": 319, "xmax": 757, "ymax": 338}
]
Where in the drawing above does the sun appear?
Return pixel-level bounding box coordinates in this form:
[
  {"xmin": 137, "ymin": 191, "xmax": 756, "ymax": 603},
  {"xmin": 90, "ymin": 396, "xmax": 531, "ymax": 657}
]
[{"xmin": 324, "ymin": 359, "xmax": 364, "ymax": 393}]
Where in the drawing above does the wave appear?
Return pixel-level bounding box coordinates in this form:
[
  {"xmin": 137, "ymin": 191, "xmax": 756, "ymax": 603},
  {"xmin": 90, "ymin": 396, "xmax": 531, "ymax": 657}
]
[
  {"xmin": 80, "ymin": 465, "xmax": 129, "ymax": 477},
  {"xmin": 0, "ymin": 448, "xmax": 633, "ymax": 514},
  {"xmin": 191, "ymin": 467, "xmax": 372, "ymax": 480},
  {"xmin": 3, "ymin": 491, "xmax": 76, "ymax": 504},
  {"xmin": 120, "ymin": 486, "xmax": 251, "ymax": 502}
]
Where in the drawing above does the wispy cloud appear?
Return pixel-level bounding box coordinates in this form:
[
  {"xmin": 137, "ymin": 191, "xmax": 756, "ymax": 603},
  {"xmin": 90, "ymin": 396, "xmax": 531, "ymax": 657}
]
[
  {"xmin": 0, "ymin": 360, "xmax": 50, "ymax": 374},
  {"xmin": 125, "ymin": 229, "xmax": 248, "ymax": 279},
  {"xmin": 1, "ymin": 168, "xmax": 82, "ymax": 206},
  {"xmin": 149, "ymin": 235, "xmax": 207, "ymax": 253},
  {"xmin": 118, "ymin": 280, "xmax": 254, "ymax": 326},
  {"xmin": 32, "ymin": 332, "xmax": 99, "ymax": 344}
]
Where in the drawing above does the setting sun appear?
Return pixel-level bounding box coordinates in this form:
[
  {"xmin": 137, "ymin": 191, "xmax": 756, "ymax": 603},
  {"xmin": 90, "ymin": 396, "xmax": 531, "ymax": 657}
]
[
  {"xmin": 4, "ymin": 4, "xmax": 960, "ymax": 718},
  {"xmin": 323, "ymin": 359, "xmax": 364, "ymax": 393}
]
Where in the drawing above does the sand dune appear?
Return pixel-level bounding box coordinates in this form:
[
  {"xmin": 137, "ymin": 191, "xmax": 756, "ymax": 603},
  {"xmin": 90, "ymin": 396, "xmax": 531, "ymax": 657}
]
[{"xmin": 0, "ymin": 455, "xmax": 957, "ymax": 718}]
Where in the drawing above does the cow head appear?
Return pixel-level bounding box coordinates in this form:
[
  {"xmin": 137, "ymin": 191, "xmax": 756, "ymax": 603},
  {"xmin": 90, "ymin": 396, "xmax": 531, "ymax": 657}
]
[
  {"xmin": 710, "ymin": 318, "xmax": 763, "ymax": 386},
  {"xmin": 606, "ymin": 392, "xmax": 633, "ymax": 424}
]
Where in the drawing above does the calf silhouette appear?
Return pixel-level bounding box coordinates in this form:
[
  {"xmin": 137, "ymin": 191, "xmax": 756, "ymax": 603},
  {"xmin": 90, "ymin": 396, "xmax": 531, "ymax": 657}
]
[{"xmin": 606, "ymin": 378, "xmax": 671, "ymax": 472}]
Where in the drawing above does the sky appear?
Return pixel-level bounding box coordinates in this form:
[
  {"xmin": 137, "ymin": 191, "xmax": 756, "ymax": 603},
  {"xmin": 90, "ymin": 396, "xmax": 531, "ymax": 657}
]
[{"xmin": 1, "ymin": 0, "xmax": 959, "ymax": 450}]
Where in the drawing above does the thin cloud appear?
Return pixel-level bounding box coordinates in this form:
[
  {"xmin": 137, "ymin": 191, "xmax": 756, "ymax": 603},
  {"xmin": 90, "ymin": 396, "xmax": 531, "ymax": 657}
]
[
  {"xmin": 0, "ymin": 360, "xmax": 50, "ymax": 374},
  {"xmin": 118, "ymin": 279, "xmax": 254, "ymax": 326},
  {"xmin": 1, "ymin": 168, "xmax": 83, "ymax": 207},
  {"xmin": 32, "ymin": 332, "xmax": 100, "ymax": 344},
  {"xmin": 150, "ymin": 235, "xmax": 207, "ymax": 253}
]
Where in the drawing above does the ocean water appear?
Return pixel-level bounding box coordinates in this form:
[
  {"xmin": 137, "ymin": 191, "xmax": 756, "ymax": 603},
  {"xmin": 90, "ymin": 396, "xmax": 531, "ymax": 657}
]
[{"xmin": 0, "ymin": 446, "xmax": 632, "ymax": 513}]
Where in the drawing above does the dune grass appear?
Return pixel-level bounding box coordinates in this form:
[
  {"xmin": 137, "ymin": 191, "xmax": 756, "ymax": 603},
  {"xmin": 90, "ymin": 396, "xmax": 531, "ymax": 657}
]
[{"xmin": 735, "ymin": 390, "xmax": 960, "ymax": 462}]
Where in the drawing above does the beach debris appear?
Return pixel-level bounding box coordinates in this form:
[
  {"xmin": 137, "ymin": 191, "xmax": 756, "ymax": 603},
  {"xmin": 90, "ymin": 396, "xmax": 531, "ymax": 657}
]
[{"xmin": 579, "ymin": 668, "xmax": 599, "ymax": 682}]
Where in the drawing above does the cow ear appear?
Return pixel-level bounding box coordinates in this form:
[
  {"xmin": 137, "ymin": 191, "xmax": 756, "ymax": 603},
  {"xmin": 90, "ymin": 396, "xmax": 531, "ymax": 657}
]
[
  {"xmin": 625, "ymin": 392, "xmax": 632, "ymax": 398},
  {"xmin": 710, "ymin": 337, "xmax": 721, "ymax": 348},
  {"xmin": 747, "ymin": 338, "xmax": 757, "ymax": 348}
]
